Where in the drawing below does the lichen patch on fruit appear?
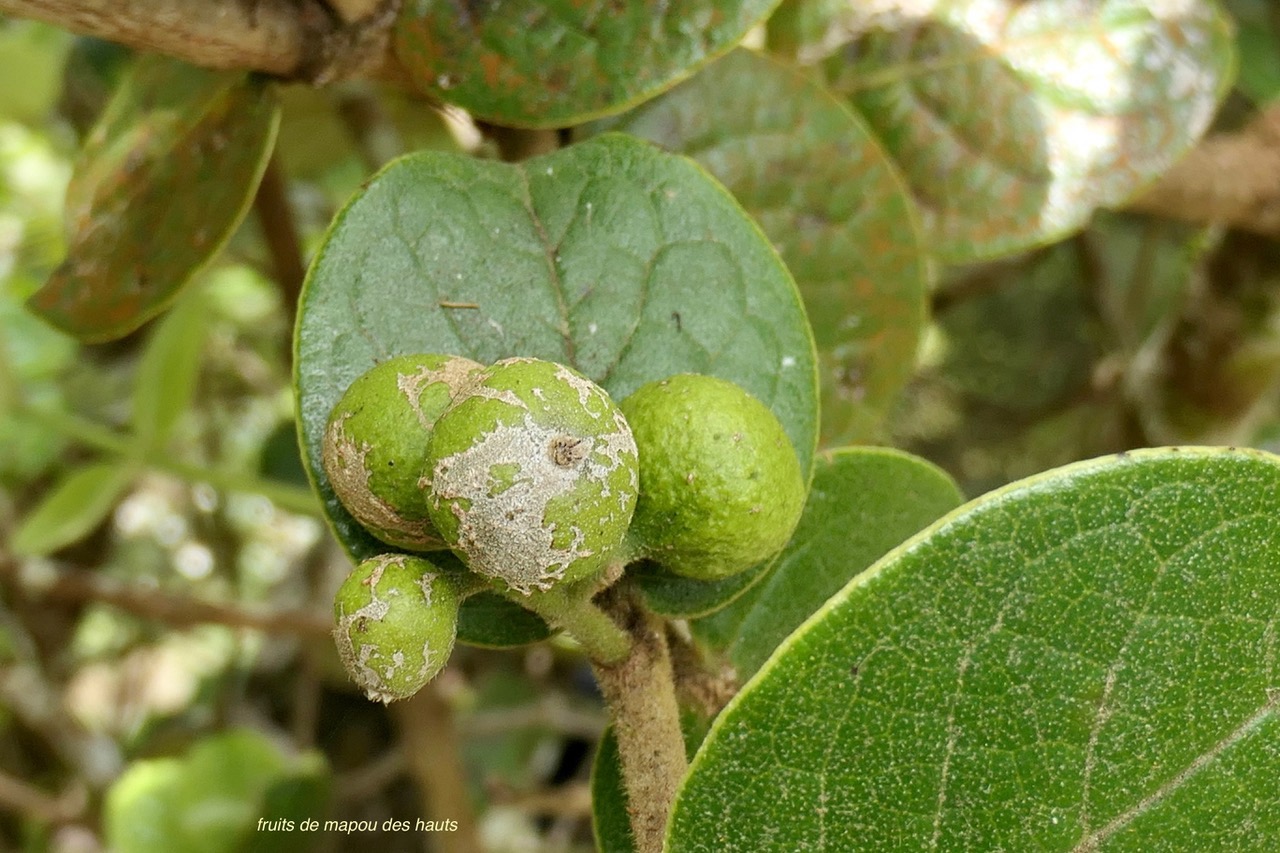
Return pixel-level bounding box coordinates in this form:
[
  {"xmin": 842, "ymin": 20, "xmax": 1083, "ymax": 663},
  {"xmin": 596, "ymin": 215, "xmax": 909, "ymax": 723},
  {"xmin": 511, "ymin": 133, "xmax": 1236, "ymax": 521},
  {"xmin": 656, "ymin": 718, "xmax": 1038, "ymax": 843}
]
[
  {"xmin": 395, "ymin": 359, "xmax": 480, "ymax": 430},
  {"xmin": 554, "ymin": 363, "xmax": 606, "ymax": 417},
  {"xmin": 324, "ymin": 413, "xmax": 430, "ymax": 548},
  {"xmin": 430, "ymin": 410, "xmax": 634, "ymax": 594},
  {"xmin": 416, "ymin": 571, "xmax": 438, "ymax": 606}
]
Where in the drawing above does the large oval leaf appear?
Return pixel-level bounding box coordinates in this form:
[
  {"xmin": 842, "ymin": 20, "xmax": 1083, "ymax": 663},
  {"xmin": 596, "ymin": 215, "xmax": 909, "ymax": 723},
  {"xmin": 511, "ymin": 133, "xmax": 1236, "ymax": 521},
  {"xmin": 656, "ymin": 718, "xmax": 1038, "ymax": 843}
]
[
  {"xmin": 295, "ymin": 133, "xmax": 818, "ymax": 644},
  {"xmin": 599, "ymin": 48, "xmax": 928, "ymax": 443},
  {"xmin": 694, "ymin": 446, "xmax": 962, "ymax": 679},
  {"xmin": 393, "ymin": 0, "xmax": 780, "ymax": 128},
  {"xmin": 670, "ymin": 447, "xmax": 1280, "ymax": 851},
  {"xmin": 28, "ymin": 55, "xmax": 279, "ymax": 342},
  {"xmin": 814, "ymin": 0, "xmax": 1234, "ymax": 262}
]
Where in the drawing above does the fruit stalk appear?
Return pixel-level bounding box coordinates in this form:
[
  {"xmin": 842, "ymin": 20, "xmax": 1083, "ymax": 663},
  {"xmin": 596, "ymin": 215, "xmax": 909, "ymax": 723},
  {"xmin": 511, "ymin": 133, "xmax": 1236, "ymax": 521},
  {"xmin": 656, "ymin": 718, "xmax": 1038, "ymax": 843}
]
[
  {"xmin": 591, "ymin": 586, "xmax": 688, "ymax": 853},
  {"xmin": 514, "ymin": 582, "xmax": 633, "ymax": 664}
]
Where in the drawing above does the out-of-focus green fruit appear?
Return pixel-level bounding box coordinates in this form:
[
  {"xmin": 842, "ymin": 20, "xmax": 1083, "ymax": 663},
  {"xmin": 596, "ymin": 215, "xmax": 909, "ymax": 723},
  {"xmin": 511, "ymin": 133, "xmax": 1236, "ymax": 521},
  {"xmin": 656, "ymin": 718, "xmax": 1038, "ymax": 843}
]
[
  {"xmin": 621, "ymin": 374, "xmax": 806, "ymax": 580},
  {"xmin": 332, "ymin": 554, "xmax": 459, "ymax": 703},
  {"xmin": 423, "ymin": 357, "xmax": 639, "ymax": 595},
  {"xmin": 323, "ymin": 353, "xmax": 482, "ymax": 550}
]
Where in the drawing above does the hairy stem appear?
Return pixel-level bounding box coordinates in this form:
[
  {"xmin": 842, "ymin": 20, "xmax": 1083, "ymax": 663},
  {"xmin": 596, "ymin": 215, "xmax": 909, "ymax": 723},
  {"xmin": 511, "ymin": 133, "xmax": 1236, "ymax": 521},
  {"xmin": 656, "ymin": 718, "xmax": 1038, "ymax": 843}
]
[{"xmin": 591, "ymin": 586, "xmax": 688, "ymax": 853}]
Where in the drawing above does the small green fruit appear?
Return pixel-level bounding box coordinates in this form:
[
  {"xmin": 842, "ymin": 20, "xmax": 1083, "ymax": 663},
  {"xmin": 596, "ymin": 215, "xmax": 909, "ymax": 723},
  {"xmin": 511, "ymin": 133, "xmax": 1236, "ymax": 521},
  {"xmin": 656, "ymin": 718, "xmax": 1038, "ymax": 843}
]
[
  {"xmin": 333, "ymin": 554, "xmax": 459, "ymax": 703},
  {"xmin": 323, "ymin": 354, "xmax": 483, "ymax": 550},
  {"xmin": 424, "ymin": 357, "xmax": 639, "ymax": 595},
  {"xmin": 621, "ymin": 374, "xmax": 806, "ymax": 580}
]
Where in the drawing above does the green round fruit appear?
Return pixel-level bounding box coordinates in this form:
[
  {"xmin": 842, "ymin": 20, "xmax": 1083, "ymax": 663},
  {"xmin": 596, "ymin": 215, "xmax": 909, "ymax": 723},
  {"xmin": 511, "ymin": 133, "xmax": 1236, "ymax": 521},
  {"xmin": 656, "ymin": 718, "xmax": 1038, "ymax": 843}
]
[
  {"xmin": 620, "ymin": 374, "xmax": 806, "ymax": 580},
  {"xmin": 332, "ymin": 554, "xmax": 460, "ymax": 703},
  {"xmin": 323, "ymin": 354, "xmax": 483, "ymax": 550},
  {"xmin": 423, "ymin": 357, "xmax": 639, "ymax": 595}
]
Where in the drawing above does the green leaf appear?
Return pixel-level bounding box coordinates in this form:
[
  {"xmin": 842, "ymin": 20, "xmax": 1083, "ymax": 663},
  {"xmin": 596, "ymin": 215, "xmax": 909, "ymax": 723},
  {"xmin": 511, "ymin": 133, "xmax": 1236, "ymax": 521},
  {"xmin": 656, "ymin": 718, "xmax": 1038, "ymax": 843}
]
[
  {"xmin": 0, "ymin": 21, "xmax": 71, "ymax": 124},
  {"xmin": 236, "ymin": 756, "xmax": 330, "ymax": 853},
  {"xmin": 295, "ymin": 133, "xmax": 817, "ymax": 649},
  {"xmin": 105, "ymin": 729, "xmax": 327, "ymax": 853},
  {"xmin": 694, "ymin": 447, "xmax": 962, "ymax": 679},
  {"xmin": 1233, "ymin": 0, "xmax": 1280, "ymax": 104},
  {"xmin": 28, "ymin": 55, "xmax": 280, "ymax": 342},
  {"xmin": 599, "ymin": 48, "xmax": 928, "ymax": 443},
  {"xmin": 12, "ymin": 461, "xmax": 135, "ymax": 556},
  {"xmin": 593, "ymin": 715, "xmax": 710, "ymax": 853},
  {"xmin": 131, "ymin": 284, "xmax": 209, "ymax": 453},
  {"xmin": 456, "ymin": 590, "xmax": 554, "ymax": 648},
  {"xmin": 632, "ymin": 558, "xmax": 773, "ymax": 619},
  {"xmin": 592, "ymin": 727, "xmax": 637, "ymax": 853},
  {"xmin": 670, "ymin": 448, "xmax": 1280, "ymax": 851},
  {"xmin": 392, "ymin": 0, "xmax": 780, "ymax": 127},
  {"xmin": 816, "ymin": 0, "xmax": 1235, "ymax": 262}
]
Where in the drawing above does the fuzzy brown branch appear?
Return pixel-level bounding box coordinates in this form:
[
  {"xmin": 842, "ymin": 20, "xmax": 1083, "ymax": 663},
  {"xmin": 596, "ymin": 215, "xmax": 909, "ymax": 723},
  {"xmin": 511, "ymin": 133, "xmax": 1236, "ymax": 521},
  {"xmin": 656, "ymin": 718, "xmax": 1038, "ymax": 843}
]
[
  {"xmin": 0, "ymin": 769, "xmax": 85, "ymax": 824},
  {"xmin": 0, "ymin": 0, "xmax": 404, "ymax": 84},
  {"xmin": 1127, "ymin": 105, "xmax": 1280, "ymax": 235},
  {"xmin": 591, "ymin": 587, "xmax": 688, "ymax": 853},
  {"xmin": 666, "ymin": 622, "xmax": 738, "ymax": 720},
  {"xmin": 0, "ymin": 556, "xmax": 331, "ymax": 638},
  {"xmin": 254, "ymin": 152, "xmax": 307, "ymax": 318}
]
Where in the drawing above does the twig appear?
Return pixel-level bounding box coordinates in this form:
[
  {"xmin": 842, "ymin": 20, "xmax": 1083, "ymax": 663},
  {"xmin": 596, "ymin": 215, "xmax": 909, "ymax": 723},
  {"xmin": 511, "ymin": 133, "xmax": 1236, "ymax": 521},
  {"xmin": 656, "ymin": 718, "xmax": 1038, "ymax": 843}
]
[
  {"xmin": 390, "ymin": 683, "xmax": 485, "ymax": 853},
  {"xmin": 666, "ymin": 622, "xmax": 738, "ymax": 720},
  {"xmin": 1126, "ymin": 104, "xmax": 1280, "ymax": 235},
  {"xmin": 253, "ymin": 152, "xmax": 307, "ymax": 319},
  {"xmin": 590, "ymin": 586, "xmax": 687, "ymax": 853},
  {"xmin": 0, "ymin": 0, "xmax": 404, "ymax": 84},
  {"xmin": 487, "ymin": 780, "xmax": 593, "ymax": 818},
  {"xmin": 335, "ymin": 87, "xmax": 404, "ymax": 170},
  {"xmin": 0, "ymin": 769, "xmax": 86, "ymax": 824},
  {"xmin": 333, "ymin": 748, "xmax": 406, "ymax": 803},
  {"xmin": 463, "ymin": 693, "xmax": 606, "ymax": 739},
  {"xmin": 0, "ymin": 555, "xmax": 332, "ymax": 638},
  {"xmin": 478, "ymin": 124, "xmax": 560, "ymax": 162},
  {"xmin": 19, "ymin": 405, "xmax": 320, "ymax": 516}
]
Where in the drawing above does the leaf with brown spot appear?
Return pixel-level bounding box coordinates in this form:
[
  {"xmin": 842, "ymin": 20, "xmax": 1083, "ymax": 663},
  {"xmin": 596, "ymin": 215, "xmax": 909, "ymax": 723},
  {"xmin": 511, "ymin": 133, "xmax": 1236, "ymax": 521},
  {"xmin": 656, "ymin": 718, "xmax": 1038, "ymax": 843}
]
[
  {"xmin": 28, "ymin": 55, "xmax": 279, "ymax": 342},
  {"xmin": 393, "ymin": 0, "xmax": 780, "ymax": 127}
]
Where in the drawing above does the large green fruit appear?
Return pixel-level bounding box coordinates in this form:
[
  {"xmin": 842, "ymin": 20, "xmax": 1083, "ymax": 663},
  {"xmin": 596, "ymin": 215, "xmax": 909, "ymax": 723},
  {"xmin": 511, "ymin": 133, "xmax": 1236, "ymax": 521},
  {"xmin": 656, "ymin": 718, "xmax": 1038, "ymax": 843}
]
[
  {"xmin": 322, "ymin": 353, "xmax": 482, "ymax": 550},
  {"xmin": 332, "ymin": 554, "xmax": 460, "ymax": 703},
  {"xmin": 423, "ymin": 357, "xmax": 639, "ymax": 595},
  {"xmin": 621, "ymin": 374, "xmax": 806, "ymax": 580}
]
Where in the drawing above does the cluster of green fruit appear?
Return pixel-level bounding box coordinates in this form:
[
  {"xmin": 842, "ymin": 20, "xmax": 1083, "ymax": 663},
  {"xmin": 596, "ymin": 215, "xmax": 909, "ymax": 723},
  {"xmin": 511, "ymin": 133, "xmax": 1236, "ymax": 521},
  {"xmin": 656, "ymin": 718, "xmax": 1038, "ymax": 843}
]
[{"xmin": 323, "ymin": 354, "xmax": 806, "ymax": 703}]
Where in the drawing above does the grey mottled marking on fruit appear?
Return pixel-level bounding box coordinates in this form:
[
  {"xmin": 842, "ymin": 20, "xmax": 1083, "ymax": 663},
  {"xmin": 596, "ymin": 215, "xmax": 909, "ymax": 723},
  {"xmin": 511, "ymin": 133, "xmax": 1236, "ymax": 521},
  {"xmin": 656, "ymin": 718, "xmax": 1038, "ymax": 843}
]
[
  {"xmin": 333, "ymin": 554, "xmax": 404, "ymax": 704},
  {"xmin": 430, "ymin": 407, "xmax": 635, "ymax": 595},
  {"xmin": 416, "ymin": 572, "xmax": 438, "ymax": 606},
  {"xmin": 553, "ymin": 364, "xmax": 602, "ymax": 415},
  {"xmin": 459, "ymin": 380, "xmax": 526, "ymax": 410},
  {"xmin": 395, "ymin": 358, "xmax": 480, "ymax": 430},
  {"xmin": 323, "ymin": 413, "xmax": 430, "ymax": 548}
]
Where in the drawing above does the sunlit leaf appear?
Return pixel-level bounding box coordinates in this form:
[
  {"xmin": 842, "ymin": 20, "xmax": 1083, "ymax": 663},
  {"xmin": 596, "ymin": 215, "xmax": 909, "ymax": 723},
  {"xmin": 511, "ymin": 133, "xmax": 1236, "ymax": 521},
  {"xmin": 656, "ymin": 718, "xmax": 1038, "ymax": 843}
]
[{"xmin": 816, "ymin": 0, "xmax": 1234, "ymax": 261}]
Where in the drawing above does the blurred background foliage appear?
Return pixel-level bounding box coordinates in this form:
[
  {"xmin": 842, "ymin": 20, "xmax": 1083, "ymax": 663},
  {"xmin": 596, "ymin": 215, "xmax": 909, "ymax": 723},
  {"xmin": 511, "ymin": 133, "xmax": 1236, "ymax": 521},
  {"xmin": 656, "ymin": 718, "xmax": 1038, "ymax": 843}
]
[{"xmin": 2, "ymin": 1, "xmax": 1280, "ymax": 851}]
